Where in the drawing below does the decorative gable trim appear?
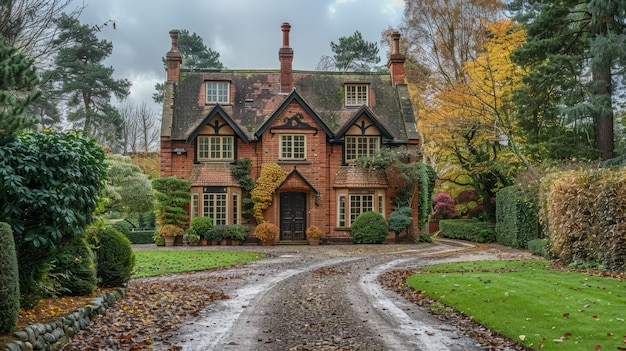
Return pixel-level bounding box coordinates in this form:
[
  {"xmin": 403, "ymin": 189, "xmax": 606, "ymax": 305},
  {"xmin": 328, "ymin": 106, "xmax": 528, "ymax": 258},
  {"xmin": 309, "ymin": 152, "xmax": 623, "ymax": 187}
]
[
  {"xmin": 278, "ymin": 166, "xmax": 320, "ymax": 194},
  {"xmin": 255, "ymin": 90, "xmax": 334, "ymax": 139},
  {"xmin": 334, "ymin": 106, "xmax": 395, "ymax": 143},
  {"xmin": 186, "ymin": 104, "xmax": 250, "ymax": 143}
]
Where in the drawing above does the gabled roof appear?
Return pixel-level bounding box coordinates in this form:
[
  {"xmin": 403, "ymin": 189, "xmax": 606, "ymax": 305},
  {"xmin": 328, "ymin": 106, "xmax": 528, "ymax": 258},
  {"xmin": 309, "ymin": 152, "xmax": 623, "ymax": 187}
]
[
  {"xmin": 334, "ymin": 106, "xmax": 394, "ymax": 143},
  {"xmin": 185, "ymin": 104, "xmax": 250, "ymax": 143},
  {"xmin": 255, "ymin": 90, "xmax": 334, "ymax": 139},
  {"xmin": 278, "ymin": 166, "xmax": 320, "ymax": 193},
  {"xmin": 167, "ymin": 70, "xmax": 417, "ymax": 143}
]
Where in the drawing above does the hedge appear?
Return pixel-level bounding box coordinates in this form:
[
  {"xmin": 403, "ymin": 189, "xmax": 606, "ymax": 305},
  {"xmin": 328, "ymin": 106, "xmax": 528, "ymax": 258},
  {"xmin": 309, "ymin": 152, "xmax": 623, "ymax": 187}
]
[
  {"xmin": 0, "ymin": 222, "xmax": 19, "ymax": 333},
  {"xmin": 124, "ymin": 230, "xmax": 155, "ymax": 244},
  {"xmin": 495, "ymin": 185, "xmax": 538, "ymax": 249},
  {"xmin": 528, "ymin": 239, "xmax": 550, "ymax": 258},
  {"xmin": 547, "ymin": 168, "xmax": 626, "ymax": 271},
  {"xmin": 439, "ymin": 219, "xmax": 496, "ymax": 243}
]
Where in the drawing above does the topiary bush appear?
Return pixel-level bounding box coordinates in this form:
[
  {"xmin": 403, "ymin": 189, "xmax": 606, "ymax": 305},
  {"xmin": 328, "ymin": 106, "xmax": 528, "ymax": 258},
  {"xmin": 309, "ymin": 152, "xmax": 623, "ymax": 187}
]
[
  {"xmin": 93, "ymin": 227, "xmax": 135, "ymax": 286},
  {"xmin": 111, "ymin": 220, "xmax": 132, "ymax": 236},
  {"xmin": 0, "ymin": 222, "xmax": 20, "ymax": 333},
  {"xmin": 49, "ymin": 236, "xmax": 97, "ymax": 296},
  {"xmin": 124, "ymin": 230, "xmax": 155, "ymax": 244},
  {"xmin": 350, "ymin": 211, "xmax": 389, "ymax": 244},
  {"xmin": 253, "ymin": 222, "xmax": 279, "ymax": 244},
  {"xmin": 388, "ymin": 207, "xmax": 413, "ymax": 243}
]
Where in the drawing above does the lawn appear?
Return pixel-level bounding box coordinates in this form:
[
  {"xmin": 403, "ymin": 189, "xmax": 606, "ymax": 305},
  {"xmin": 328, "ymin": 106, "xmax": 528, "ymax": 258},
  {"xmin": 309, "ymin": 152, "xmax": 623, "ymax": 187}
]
[
  {"xmin": 407, "ymin": 260, "xmax": 626, "ymax": 351},
  {"xmin": 132, "ymin": 250, "xmax": 266, "ymax": 278}
]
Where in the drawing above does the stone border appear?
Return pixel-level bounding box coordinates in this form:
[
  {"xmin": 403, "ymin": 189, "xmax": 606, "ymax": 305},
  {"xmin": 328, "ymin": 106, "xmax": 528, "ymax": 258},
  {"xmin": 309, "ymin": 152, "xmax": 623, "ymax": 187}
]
[{"xmin": 3, "ymin": 288, "xmax": 125, "ymax": 351}]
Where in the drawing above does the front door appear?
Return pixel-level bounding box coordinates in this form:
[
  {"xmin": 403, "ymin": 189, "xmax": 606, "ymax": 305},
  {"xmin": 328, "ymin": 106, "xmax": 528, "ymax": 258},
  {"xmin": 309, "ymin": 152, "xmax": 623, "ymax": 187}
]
[{"xmin": 280, "ymin": 192, "xmax": 306, "ymax": 241}]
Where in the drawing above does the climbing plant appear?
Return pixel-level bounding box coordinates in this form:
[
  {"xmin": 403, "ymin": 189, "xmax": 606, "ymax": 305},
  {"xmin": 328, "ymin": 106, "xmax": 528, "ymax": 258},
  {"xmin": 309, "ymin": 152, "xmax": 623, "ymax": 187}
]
[
  {"xmin": 250, "ymin": 163, "xmax": 287, "ymax": 223},
  {"xmin": 231, "ymin": 158, "xmax": 255, "ymax": 216}
]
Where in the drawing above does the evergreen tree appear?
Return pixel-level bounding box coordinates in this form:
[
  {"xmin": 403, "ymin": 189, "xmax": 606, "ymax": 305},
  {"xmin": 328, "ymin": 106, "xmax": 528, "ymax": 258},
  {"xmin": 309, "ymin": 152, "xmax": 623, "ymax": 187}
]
[
  {"xmin": 154, "ymin": 29, "xmax": 223, "ymax": 103},
  {"xmin": 317, "ymin": 31, "xmax": 381, "ymax": 72},
  {"xmin": 0, "ymin": 39, "xmax": 39, "ymax": 144},
  {"xmin": 51, "ymin": 14, "xmax": 130, "ymax": 148},
  {"xmin": 509, "ymin": 0, "xmax": 626, "ymax": 160}
]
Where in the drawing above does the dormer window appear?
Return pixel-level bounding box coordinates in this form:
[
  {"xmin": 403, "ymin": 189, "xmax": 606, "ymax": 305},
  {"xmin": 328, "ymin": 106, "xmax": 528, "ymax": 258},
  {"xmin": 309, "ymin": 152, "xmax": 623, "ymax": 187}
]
[
  {"xmin": 345, "ymin": 84, "xmax": 368, "ymax": 106},
  {"xmin": 197, "ymin": 135, "xmax": 234, "ymax": 161},
  {"xmin": 206, "ymin": 81, "xmax": 229, "ymax": 104},
  {"xmin": 345, "ymin": 136, "xmax": 379, "ymax": 162}
]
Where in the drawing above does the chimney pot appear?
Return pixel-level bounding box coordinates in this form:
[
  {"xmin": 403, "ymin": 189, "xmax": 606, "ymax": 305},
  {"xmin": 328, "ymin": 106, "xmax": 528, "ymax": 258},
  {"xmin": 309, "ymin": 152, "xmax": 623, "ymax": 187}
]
[
  {"xmin": 166, "ymin": 29, "xmax": 183, "ymax": 83},
  {"xmin": 387, "ymin": 31, "xmax": 406, "ymax": 86}
]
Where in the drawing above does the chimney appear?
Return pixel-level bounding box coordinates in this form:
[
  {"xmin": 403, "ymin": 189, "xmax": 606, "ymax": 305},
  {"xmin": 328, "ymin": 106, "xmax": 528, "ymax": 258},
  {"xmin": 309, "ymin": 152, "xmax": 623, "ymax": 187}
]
[
  {"xmin": 279, "ymin": 22, "xmax": 294, "ymax": 93},
  {"xmin": 166, "ymin": 29, "xmax": 183, "ymax": 83},
  {"xmin": 387, "ymin": 32, "xmax": 406, "ymax": 86}
]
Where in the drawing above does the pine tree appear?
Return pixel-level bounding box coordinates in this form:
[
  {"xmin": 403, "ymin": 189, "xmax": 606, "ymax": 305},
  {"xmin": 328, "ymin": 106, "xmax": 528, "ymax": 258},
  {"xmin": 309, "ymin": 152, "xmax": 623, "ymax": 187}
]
[{"xmin": 0, "ymin": 39, "xmax": 39, "ymax": 144}]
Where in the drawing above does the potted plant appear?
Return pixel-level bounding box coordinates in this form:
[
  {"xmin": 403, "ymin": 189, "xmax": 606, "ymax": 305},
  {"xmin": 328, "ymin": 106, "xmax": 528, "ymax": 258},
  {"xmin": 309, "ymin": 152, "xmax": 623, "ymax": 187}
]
[
  {"xmin": 158, "ymin": 224, "xmax": 184, "ymax": 246},
  {"xmin": 184, "ymin": 228, "xmax": 200, "ymax": 246},
  {"xmin": 190, "ymin": 217, "xmax": 213, "ymax": 245},
  {"xmin": 305, "ymin": 225, "xmax": 324, "ymax": 246},
  {"xmin": 253, "ymin": 222, "xmax": 279, "ymax": 246},
  {"xmin": 225, "ymin": 224, "xmax": 250, "ymax": 245}
]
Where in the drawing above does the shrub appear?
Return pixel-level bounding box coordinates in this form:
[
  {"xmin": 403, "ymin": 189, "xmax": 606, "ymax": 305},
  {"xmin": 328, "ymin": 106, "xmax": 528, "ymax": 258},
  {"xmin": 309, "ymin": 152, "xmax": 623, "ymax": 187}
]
[
  {"xmin": 184, "ymin": 229, "xmax": 200, "ymax": 243},
  {"xmin": 350, "ymin": 211, "xmax": 389, "ymax": 244},
  {"xmin": 49, "ymin": 236, "xmax": 97, "ymax": 296},
  {"xmin": 253, "ymin": 222, "xmax": 279, "ymax": 244},
  {"xmin": 208, "ymin": 224, "xmax": 250, "ymax": 241},
  {"xmin": 440, "ymin": 219, "xmax": 496, "ymax": 243},
  {"xmin": 306, "ymin": 225, "xmax": 324, "ymax": 238},
  {"xmin": 93, "ymin": 227, "xmax": 135, "ymax": 286},
  {"xmin": 124, "ymin": 230, "xmax": 155, "ymax": 244},
  {"xmin": 528, "ymin": 239, "xmax": 550, "ymax": 258},
  {"xmin": 454, "ymin": 189, "xmax": 484, "ymax": 219},
  {"xmin": 190, "ymin": 216, "xmax": 214, "ymax": 239},
  {"xmin": 157, "ymin": 224, "xmax": 184, "ymax": 237},
  {"xmin": 0, "ymin": 131, "xmax": 106, "ymax": 299},
  {"xmin": 495, "ymin": 185, "xmax": 538, "ymax": 249},
  {"xmin": 0, "ymin": 222, "xmax": 19, "ymax": 333},
  {"xmin": 431, "ymin": 192, "xmax": 458, "ymax": 220}
]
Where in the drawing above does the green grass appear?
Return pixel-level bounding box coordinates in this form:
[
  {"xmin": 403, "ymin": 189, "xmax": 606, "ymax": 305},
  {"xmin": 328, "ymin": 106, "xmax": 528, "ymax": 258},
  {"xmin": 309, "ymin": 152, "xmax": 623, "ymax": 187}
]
[
  {"xmin": 132, "ymin": 250, "xmax": 266, "ymax": 278},
  {"xmin": 407, "ymin": 260, "xmax": 626, "ymax": 351}
]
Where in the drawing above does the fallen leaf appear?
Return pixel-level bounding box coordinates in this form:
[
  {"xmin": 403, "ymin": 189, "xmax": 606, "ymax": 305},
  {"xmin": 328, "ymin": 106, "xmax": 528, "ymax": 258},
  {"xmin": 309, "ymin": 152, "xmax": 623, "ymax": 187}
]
[
  {"xmin": 519, "ymin": 335, "xmax": 526, "ymax": 341},
  {"xmin": 594, "ymin": 344, "xmax": 601, "ymax": 350}
]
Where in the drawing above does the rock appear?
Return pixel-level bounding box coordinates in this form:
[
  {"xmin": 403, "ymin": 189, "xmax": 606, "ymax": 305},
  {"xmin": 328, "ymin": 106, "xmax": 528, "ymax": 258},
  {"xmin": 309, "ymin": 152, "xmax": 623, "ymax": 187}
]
[{"xmin": 12, "ymin": 331, "xmax": 28, "ymax": 342}]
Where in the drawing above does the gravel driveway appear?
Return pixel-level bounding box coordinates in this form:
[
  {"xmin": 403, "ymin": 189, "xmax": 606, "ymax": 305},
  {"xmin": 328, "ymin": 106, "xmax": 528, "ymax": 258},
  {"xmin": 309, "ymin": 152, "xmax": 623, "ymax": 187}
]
[{"xmin": 126, "ymin": 239, "xmax": 534, "ymax": 351}]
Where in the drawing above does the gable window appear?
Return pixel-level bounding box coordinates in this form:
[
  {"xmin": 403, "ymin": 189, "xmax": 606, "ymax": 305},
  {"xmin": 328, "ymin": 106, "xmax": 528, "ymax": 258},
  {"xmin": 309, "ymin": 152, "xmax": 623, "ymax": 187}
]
[
  {"xmin": 206, "ymin": 81, "xmax": 229, "ymax": 104},
  {"xmin": 280, "ymin": 134, "xmax": 306, "ymax": 160},
  {"xmin": 197, "ymin": 136, "xmax": 233, "ymax": 161},
  {"xmin": 345, "ymin": 84, "xmax": 368, "ymax": 106},
  {"xmin": 345, "ymin": 136, "xmax": 379, "ymax": 162}
]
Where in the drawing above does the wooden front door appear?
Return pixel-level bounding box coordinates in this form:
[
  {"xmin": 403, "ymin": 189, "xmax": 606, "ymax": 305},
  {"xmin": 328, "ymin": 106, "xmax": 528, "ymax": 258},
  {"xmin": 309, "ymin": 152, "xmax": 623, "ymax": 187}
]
[{"xmin": 280, "ymin": 192, "xmax": 306, "ymax": 241}]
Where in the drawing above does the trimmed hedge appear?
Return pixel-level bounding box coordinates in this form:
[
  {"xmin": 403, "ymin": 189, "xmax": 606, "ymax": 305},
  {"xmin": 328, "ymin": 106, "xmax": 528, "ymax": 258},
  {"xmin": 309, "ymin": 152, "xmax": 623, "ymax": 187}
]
[
  {"xmin": 528, "ymin": 239, "xmax": 550, "ymax": 258},
  {"xmin": 350, "ymin": 211, "xmax": 389, "ymax": 244},
  {"xmin": 93, "ymin": 227, "xmax": 135, "ymax": 286},
  {"xmin": 440, "ymin": 219, "xmax": 496, "ymax": 243},
  {"xmin": 0, "ymin": 222, "xmax": 19, "ymax": 333},
  {"xmin": 495, "ymin": 185, "xmax": 538, "ymax": 249},
  {"xmin": 547, "ymin": 168, "xmax": 626, "ymax": 271},
  {"xmin": 124, "ymin": 230, "xmax": 155, "ymax": 244}
]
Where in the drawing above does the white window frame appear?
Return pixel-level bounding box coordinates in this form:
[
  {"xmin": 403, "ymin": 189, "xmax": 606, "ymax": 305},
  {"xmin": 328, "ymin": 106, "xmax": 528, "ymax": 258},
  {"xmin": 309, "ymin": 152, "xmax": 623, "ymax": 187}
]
[
  {"xmin": 345, "ymin": 84, "xmax": 368, "ymax": 106},
  {"xmin": 345, "ymin": 136, "xmax": 379, "ymax": 162},
  {"xmin": 336, "ymin": 190, "xmax": 385, "ymax": 227},
  {"xmin": 206, "ymin": 81, "xmax": 230, "ymax": 104},
  {"xmin": 197, "ymin": 135, "xmax": 234, "ymax": 161},
  {"xmin": 280, "ymin": 134, "xmax": 306, "ymax": 160}
]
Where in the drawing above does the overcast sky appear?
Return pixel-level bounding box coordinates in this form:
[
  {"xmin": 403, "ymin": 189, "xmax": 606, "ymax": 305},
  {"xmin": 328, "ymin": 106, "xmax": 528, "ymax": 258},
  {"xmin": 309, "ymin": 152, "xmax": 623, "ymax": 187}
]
[{"xmin": 77, "ymin": 0, "xmax": 405, "ymax": 113}]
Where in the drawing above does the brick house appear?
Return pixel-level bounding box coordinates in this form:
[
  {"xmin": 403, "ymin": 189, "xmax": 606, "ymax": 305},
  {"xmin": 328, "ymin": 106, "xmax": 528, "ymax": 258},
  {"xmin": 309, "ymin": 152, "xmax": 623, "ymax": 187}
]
[{"xmin": 159, "ymin": 23, "xmax": 421, "ymax": 242}]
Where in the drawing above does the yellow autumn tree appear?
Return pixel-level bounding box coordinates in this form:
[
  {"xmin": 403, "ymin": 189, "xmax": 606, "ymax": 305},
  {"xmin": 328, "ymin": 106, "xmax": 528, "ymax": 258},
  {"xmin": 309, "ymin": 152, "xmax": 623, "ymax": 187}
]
[
  {"xmin": 250, "ymin": 163, "xmax": 287, "ymax": 224},
  {"xmin": 421, "ymin": 19, "xmax": 528, "ymax": 219}
]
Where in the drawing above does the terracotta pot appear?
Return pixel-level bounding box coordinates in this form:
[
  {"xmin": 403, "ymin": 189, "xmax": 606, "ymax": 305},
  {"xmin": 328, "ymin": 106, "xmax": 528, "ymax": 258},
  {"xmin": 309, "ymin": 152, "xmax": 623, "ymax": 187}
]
[
  {"xmin": 308, "ymin": 238, "xmax": 320, "ymax": 246},
  {"xmin": 201, "ymin": 240, "xmax": 208, "ymax": 246},
  {"xmin": 163, "ymin": 236, "xmax": 176, "ymax": 247},
  {"xmin": 230, "ymin": 239, "xmax": 241, "ymax": 246},
  {"xmin": 261, "ymin": 241, "xmax": 273, "ymax": 246}
]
